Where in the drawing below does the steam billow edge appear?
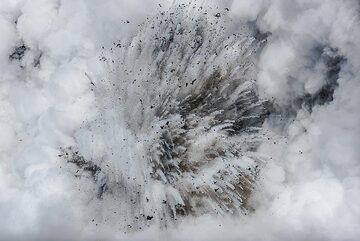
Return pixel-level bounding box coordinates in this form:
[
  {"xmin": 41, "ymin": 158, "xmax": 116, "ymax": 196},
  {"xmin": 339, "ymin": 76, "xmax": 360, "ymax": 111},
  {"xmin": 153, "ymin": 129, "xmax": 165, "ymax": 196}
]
[{"xmin": 61, "ymin": 4, "xmax": 270, "ymax": 229}]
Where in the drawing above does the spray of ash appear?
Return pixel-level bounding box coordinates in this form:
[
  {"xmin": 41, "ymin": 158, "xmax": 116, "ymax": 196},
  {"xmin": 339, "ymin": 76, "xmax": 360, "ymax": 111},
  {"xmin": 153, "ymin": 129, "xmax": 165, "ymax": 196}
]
[{"xmin": 61, "ymin": 3, "xmax": 271, "ymax": 229}]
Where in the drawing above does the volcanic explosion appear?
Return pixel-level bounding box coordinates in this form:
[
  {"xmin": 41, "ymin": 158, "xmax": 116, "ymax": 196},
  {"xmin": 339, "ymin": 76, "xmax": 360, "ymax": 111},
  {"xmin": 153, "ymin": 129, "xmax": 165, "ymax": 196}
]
[{"xmin": 0, "ymin": 0, "xmax": 359, "ymax": 240}]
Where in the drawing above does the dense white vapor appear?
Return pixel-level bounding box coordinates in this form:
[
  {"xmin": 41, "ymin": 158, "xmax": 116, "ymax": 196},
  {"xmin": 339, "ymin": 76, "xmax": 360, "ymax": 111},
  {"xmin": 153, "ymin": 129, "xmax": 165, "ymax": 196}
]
[{"xmin": 0, "ymin": 0, "xmax": 359, "ymax": 241}]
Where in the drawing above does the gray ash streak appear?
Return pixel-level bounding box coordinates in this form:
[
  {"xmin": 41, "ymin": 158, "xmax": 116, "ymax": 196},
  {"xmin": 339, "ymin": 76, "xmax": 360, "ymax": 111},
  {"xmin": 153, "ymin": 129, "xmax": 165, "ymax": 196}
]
[
  {"xmin": 60, "ymin": 147, "xmax": 109, "ymax": 199},
  {"xmin": 302, "ymin": 47, "xmax": 345, "ymax": 111},
  {"xmin": 268, "ymin": 46, "xmax": 345, "ymax": 131},
  {"xmin": 9, "ymin": 45, "xmax": 27, "ymax": 61}
]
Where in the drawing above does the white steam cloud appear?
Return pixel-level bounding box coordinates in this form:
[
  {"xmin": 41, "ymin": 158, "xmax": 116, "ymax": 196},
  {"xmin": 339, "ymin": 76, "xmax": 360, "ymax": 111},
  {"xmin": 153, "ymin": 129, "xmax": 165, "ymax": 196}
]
[{"xmin": 0, "ymin": 0, "xmax": 359, "ymax": 240}]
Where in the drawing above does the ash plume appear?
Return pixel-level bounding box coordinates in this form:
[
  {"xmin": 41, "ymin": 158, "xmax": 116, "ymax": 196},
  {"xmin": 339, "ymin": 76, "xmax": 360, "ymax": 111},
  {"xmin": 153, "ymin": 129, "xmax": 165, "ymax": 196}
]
[{"xmin": 63, "ymin": 3, "xmax": 271, "ymax": 229}]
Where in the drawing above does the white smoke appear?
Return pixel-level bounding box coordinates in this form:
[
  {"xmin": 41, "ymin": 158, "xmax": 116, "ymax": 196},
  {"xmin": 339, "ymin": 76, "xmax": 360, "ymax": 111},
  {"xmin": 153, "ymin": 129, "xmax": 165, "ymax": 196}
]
[{"xmin": 0, "ymin": 0, "xmax": 359, "ymax": 240}]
